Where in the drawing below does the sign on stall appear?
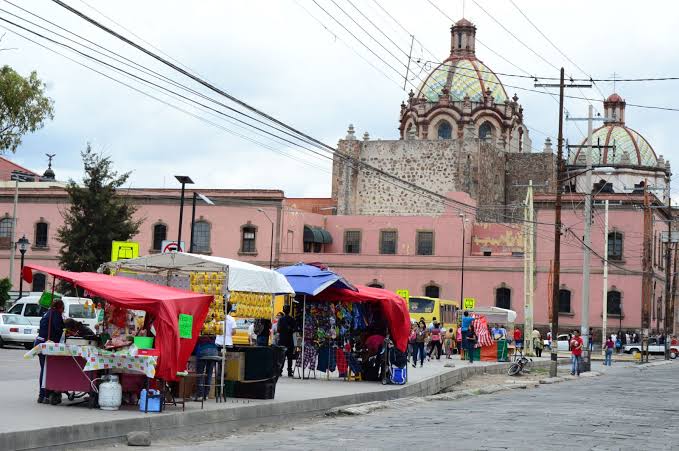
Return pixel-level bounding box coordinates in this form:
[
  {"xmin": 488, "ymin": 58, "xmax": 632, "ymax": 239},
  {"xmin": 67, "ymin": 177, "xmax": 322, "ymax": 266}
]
[
  {"xmin": 111, "ymin": 241, "xmax": 140, "ymax": 262},
  {"xmin": 178, "ymin": 314, "xmax": 193, "ymax": 339},
  {"xmin": 463, "ymin": 297, "xmax": 476, "ymax": 310}
]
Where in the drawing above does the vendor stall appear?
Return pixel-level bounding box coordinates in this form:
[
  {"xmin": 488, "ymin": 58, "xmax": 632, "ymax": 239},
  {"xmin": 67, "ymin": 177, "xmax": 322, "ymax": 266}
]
[
  {"xmin": 22, "ymin": 264, "xmax": 213, "ymax": 409},
  {"xmin": 461, "ymin": 307, "xmax": 517, "ymax": 362},
  {"xmin": 102, "ymin": 253, "xmax": 294, "ymax": 399}
]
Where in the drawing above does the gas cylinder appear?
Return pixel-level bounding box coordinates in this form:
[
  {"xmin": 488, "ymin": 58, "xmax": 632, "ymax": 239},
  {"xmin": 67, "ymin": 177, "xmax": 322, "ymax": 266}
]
[{"xmin": 98, "ymin": 374, "xmax": 122, "ymax": 410}]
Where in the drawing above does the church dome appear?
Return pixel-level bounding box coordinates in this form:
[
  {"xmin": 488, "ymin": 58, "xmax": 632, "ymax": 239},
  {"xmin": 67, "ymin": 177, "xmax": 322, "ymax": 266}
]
[
  {"xmin": 572, "ymin": 93, "xmax": 658, "ymax": 167},
  {"xmin": 415, "ymin": 18, "xmax": 508, "ymax": 104}
]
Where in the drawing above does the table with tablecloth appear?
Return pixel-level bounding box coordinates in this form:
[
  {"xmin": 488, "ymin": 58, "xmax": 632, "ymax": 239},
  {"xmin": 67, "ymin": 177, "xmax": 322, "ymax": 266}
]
[{"xmin": 25, "ymin": 342, "xmax": 158, "ymax": 378}]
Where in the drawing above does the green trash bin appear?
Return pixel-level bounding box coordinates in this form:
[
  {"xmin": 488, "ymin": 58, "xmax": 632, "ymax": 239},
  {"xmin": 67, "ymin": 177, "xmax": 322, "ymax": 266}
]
[{"xmin": 497, "ymin": 339, "xmax": 509, "ymax": 362}]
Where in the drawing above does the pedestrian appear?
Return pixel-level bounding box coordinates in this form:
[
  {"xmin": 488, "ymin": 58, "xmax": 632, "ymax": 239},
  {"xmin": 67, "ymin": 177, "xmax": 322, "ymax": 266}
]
[
  {"xmin": 276, "ymin": 304, "xmax": 296, "ymax": 377},
  {"xmin": 615, "ymin": 335, "xmax": 622, "ymax": 354},
  {"xmin": 215, "ymin": 302, "xmax": 237, "ymax": 353},
  {"xmin": 604, "ymin": 335, "xmax": 615, "ymax": 366},
  {"xmin": 254, "ymin": 317, "xmax": 272, "ymax": 346},
  {"xmin": 570, "ymin": 330, "xmax": 584, "ymax": 376},
  {"xmin": 193, "ymin": 334, "xmax": 218, "ymax": 401},
  {"xmin": 532, "ymin": 329, "xmax": 543, "ymax": 357},
  {"xmin": 491, "ymin": 324, "xmax": 499, "ymax": 340},
  {"xmin": 35, "ymin": 300, "xmax": 65, "ymax": 404},
  {"xmin": 272, "ymin": 311, "xmax": 283, "ymax": 345},
  {"xmin": 466, "ymin": 324, "xmax": 477, "ymax": 364},
  {"xmin": 456, "ymin": 326, "xmax": 462, "ymax": 355},
  {"xmin": 589, "ymin": 327, "xmax": 595, "ymax": 352},
  {"xmin": 412, "ymin": 320, "xmax": 427, "ymax": 368},
  {"xmin": 514, "ymin": 326, "xmax": 523, "ymax": 349},
  {"xmin": 444, "ymin": 328, "xmax": 454, "ymax": 359},
  {"xmin": 428, "ymin": 322, "xmax": 443, "ymax": 360},
  {"xmin": 625, "ymin": 332, "xmax": 631, "ymax": 346},
  {"xmin": 498, "ymin": 324, "xmax": 507, "ymax": 340},
  {"xmin": 408, "ymin": 323, "xmax": 417, "ymax": 358},
  {"xmin": 428, "ymin": 317, "xmax": 437, "ymax": 331}
]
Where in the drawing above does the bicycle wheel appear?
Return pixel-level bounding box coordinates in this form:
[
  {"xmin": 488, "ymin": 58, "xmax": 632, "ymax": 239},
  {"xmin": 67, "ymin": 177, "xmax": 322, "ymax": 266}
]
[{"xmin": 507, "ymin": 362, "xmax": 522, "ymax": 376}]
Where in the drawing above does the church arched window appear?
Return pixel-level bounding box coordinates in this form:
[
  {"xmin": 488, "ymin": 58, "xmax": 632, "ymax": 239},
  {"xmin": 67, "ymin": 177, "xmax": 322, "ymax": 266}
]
[
  {"xmin": 437, "ymin": 121, "xmax": 452, "ymax": 139},
  {"xmin": 479, "ymin": 121, "xmax": 495, "ymax": 140}
]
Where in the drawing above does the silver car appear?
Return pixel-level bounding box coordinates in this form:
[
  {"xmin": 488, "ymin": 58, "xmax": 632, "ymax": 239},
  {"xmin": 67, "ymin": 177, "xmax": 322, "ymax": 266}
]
[{"xmin": 0, "ymin": 314, "xmax": 38, "ymax": 349}]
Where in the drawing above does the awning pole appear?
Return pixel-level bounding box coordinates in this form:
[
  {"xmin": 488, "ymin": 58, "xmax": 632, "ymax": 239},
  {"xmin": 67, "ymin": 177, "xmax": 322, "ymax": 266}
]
[
  {"xmin": 300, "ymin": 294, "xmax": 306, "ymax": 378},
  {"xmin": 220, "ymin": 267, "xmax": 229, "ymax": 401}
]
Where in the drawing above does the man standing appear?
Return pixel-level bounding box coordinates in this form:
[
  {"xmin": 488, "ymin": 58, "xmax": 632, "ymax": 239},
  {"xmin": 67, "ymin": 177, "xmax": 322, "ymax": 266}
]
[
  {"xmin": 513, "ymin": 327, "xmax": 523, "ymax": 349},
  {"xmin": 36, "ymin": 300, "xmax": 65, "ymax": 404},
  {"xmin": 277, "ymin": 305, "xmax": 296, "ymax": 377},
  {"xmin": 570, "ymin": 330, "xmax": 584, "ymax": 376},
  {"xmin": 215, "ymin": 302, "xmax": 237, "ymax": 352}
]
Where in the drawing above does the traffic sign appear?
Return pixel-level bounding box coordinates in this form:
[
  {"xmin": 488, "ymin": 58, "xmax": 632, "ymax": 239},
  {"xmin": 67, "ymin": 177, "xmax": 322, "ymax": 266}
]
[
  {"xmin": 396, "ymin": 289, "xmax": 409, "ymax": 302},
  {"xmin": 463, "ymin": 297, "xmax": 476, "ymax": 310},
  {"xmin": 161, "ymin": 240, "xmax": 185, "ymax": 253}
]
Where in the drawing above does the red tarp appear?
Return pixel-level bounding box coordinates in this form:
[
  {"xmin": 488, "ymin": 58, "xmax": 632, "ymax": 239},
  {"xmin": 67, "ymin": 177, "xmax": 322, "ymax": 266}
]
[
  {"xmin": 309, "ymin": 285, "xmax": 411, "ymax": 352},
  {"xmin": 23, "ymin": 264, "xmax": 213, "ymax": 381}
]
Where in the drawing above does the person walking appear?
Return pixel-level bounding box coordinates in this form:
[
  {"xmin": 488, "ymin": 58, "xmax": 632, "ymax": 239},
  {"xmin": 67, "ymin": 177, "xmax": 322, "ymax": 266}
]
[
  {"xmin": 589, "ymin": 327, "xmax": 595, "ymax": 352},
  {"xmin": 456, "ymin": 326, "xmax": 462, "ymax": 356},
  {"xmin": 532, "ymin": 329, "xmax": 543, "ymax": 357},
  {"xmin": 570, "ymin": 330, "xmax": 584, "ymax": 376},
  {"xmin": 513, "ymin": 327, "xmax": 523, "ymax": 350},
  {"xmin": 408, "ymin": 323, "xmax": 417, "ymax": 359},
  {"xmin": 604, "ymin": 335, "xmax": 615, "ymax": 366},
  {"xmin": 466, "ymin": 324, "xmax": 477, "ymax": 364},
  {"xmin": 444, "ymin": 328, "xmax": 454, "ymax": 359},
  {"xmin": 615, "ymin": 335, "xmax": 622, "ymax": 354},
  {"xmin": 412, "ymin": 321, "xmax": 427, "ymax": 368},
  {"xmin": 428, "ymin": 322, "xmax": 443, "ymax": 360},
  {"xmin": 276, "ymin": 305, "xmax": 296, "ymax": 377}
]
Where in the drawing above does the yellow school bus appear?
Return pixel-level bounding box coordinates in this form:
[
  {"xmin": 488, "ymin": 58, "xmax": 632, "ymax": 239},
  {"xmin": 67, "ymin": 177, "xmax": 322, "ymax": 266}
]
[{"xmin": 408, "ymin": 296, "xmax": 460, "ymax": 331}]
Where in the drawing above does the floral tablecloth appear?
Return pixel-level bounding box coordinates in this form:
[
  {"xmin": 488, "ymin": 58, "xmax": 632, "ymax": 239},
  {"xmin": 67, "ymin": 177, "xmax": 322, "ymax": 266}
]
[{"xmin": 25, "ymin": 343, "xmax": 157, "ymax": 378}]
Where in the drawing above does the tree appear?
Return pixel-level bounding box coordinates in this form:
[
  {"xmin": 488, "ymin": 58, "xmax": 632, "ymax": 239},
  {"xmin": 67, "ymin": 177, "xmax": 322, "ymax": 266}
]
[
  {"xmin": 0, "ymin": 278, "xmax": 11, "ymax": 309},
  {"xmin": 57, "ymin": 145, "xmax": 143, "ymax": 273},
  {"xmin": 0, "ymin": 65, "xmax": 54, "ymax": 153}
]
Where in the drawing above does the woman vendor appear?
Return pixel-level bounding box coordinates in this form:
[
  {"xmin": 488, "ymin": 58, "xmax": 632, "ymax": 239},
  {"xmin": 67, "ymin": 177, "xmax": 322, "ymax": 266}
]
[{"xmin": 35, "ymin": 300, "xmax": 65, "ymax": 404}]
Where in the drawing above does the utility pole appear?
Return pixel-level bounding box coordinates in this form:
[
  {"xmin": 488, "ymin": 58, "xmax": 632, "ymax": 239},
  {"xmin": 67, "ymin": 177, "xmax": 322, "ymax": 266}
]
[
  {"xmin": 641, "ymin": 181, "xmax": 652, "ymax": 363},
  {"xmin": 578, "ymin": 105, "xmax": 593, "ymax": 371},
  {"xmin": 671, "ymin": 241, "xmax": 678, "ymax": 336},
  {"xmin": 523, "ymin": 180, "xmax": 535, "ymax": 356},
  {"xmin": 8, "ymin": 180, "xmax": 18, "ymax": 288},
  {"xmin": 535, "ymin": 69, "xmax": 591, "ymax": 376},
  {"xmin": 601, "ymin": 199, "xmax": 609, "ymax": 355},
  {"xmin": 664, "ymin": 189, "xmax": 672, "ymax": 359}
]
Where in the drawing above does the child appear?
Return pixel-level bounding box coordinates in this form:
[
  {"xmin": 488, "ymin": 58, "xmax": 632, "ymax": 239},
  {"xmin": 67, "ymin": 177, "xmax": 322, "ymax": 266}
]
[{"xmin": 444, "ymin": 328, "xmax": 454, "ymax": 359}]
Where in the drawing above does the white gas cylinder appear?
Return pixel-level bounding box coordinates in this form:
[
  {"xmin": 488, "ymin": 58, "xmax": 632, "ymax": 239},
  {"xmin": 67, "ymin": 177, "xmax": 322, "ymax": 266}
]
[{"xmin": 98, "ymin": 374, "xmax": 122, "ymax": 411}]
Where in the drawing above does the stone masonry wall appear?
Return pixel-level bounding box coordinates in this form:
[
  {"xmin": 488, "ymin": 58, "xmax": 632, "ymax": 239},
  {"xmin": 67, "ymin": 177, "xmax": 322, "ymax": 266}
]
[{"xmin": 505, "ymin": 152, "xmax": 556, "ymax": 220}]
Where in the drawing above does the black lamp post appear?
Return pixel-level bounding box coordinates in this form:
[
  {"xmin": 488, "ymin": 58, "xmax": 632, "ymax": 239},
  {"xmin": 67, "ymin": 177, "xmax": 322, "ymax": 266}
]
[
  {"xmin": 189, "ymin": 192, "xmax": 214, "ymax": 253},
  {"xmin": 17, "ymin": 235, "xmax": 29, "ymax": 299},
  {"xmin": 257, "ymin": 208, "xmax": 274, "ymax": 269},
  {"xmin": 174, "ymin": 176, "xmax": 194, "ymax": 252}
]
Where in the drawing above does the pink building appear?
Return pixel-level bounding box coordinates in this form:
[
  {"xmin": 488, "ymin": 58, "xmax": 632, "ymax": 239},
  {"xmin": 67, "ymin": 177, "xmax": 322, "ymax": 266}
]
[{"xmin": 0, "ymin": 177, "xmax": 672, "ymax": 335}]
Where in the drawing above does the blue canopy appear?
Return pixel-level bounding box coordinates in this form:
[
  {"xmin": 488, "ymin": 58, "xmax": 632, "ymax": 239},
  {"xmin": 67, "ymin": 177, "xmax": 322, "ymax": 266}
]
[{"xmin": 276, "ymin": 263, "xmax": 356, "ymax": 296}]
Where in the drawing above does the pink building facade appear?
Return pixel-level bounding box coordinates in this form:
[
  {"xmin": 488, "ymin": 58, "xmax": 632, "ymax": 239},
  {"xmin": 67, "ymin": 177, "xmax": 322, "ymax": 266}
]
[{"xmin": 0, "ymin": 180, "xmax": 672, "ymax": 335}]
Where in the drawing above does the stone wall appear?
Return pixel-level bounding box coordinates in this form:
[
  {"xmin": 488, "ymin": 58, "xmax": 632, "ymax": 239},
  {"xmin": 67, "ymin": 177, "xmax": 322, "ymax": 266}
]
[{"xmin": 504, "ymin": 152, "xmax": 556, "ymax": 220}]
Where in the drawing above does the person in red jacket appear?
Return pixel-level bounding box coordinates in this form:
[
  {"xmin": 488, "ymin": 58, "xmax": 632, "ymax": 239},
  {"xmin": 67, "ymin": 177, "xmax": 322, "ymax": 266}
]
[
  {"xmin": 570, "ymin": 330, "xmax": 584, "ymax": 375},
  {"xmin": 513, "ymin": 327, "xmax": 523, "ymax": 349}
]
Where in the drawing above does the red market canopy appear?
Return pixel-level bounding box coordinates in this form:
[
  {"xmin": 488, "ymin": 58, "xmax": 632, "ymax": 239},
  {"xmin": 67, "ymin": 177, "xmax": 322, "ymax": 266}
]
[
  {"xmin": 22, "ymin": 264, "xmax": 213, "ymax": 381},
  {"xmin": 310, "ymin": 285, "xmax": 410, "ymax": 352}
]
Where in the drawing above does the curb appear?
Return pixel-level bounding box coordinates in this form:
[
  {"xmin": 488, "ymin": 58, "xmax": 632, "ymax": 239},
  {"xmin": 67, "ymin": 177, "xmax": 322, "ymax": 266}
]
[{"xmin": 0, "ymin": 360, "xmax": 559, "ymax": 450}]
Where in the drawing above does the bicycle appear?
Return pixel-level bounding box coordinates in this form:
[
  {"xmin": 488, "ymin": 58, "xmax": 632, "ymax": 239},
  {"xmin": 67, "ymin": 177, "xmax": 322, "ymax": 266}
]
[{"xmin": 507, "ymin": 349, "xmax": 533, "ymax": 376}]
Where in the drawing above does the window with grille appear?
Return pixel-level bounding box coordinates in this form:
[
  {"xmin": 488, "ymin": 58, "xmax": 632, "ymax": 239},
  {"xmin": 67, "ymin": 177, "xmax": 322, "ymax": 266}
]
[
  {"xmin": 425, "ymin": 285, "xmax": 440, "ymax": 298},
  {"xmin": 608, "ymin": 232, "xmax": 623, "ymax": 261},
  {"xmin": 607, "ymin": 291, "xmax": 622, "ymax": 315},
  {"xmin": 34, "ymin": 222, "xmax": 48, "ymax": 248},
  {"xmin": 152, "ymin": 223, "xmax": 167, "ymax": 251},
  {"xmin": 559, "ymin": 289, "xmax": 572, "ymax": 313},
  {"xmin": 379, "ymin": 230, "xmax": 397, "ymax": 255},
  {"xmin": 0, "ymin": 218, "xmax": 12, "ymax": 248},
  {"xmin": 344, "ymin": 230, "xmax": 361, "ymax": 254},
  {"xmin": 192, "ymin": 221, "xmax": 211, "ymax": 253},
  {"xmin": 241, "ymin": 226, "xmax": 256, "ymax": 253},
  {"xmin": 32, "ymin": 273, "xmax": 46, "ymax": 292},
  {"xmin": 495, "ymin": 287, "xmax": 511, "ymax": 309},
  {"xmin": 416, "ymin": 231, "xmax": 434, "ymax": 255}
]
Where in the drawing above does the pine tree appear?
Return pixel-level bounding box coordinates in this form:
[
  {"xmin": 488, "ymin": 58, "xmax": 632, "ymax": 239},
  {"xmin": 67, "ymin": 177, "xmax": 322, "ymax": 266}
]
[{"xmin": 57, "ymin": 145, "xmax": 142, "ymax": 272}]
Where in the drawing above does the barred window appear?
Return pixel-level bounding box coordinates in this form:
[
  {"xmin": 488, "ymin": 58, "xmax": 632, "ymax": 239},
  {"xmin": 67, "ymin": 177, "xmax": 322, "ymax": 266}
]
[
  {"xmin": 152, "ymin": 223, "xmax": 167, "ymax": 251},
  {"xmin": 416, "ymin": 231, "xmax": 433, "ymax": 255},
  {"xmin": 35, "ymin": 222, "xmax": 48, "ymax": 248},
  {"xmin": 608, "ymin": 232, "xmax": 623, "ymax": 261},
  {"xmin": 344, "ymin": 230, "xmax": 361, "ymax": 254},
  {"xmin": 379, "ymin": 230, "xmax": 397, "ymax": 255},
  {"xmin": 0, "ymin": 217, "xmax": 12, "ymax": 248},
  {"xmin": 559, "ymin": 289, "xmax": 572, "ymax": 313},
  {"xmin": 193, "ymin": 221, "xmax": 211, "ymax": 253},
  {"xmin": 241, "ymin": 226, "xmax": 256, "ymax": 253},
  {"xmin": 607, "ymin": 291, "xmax": 622, "ymax": 315},
  {"xmin": 496, "ymin": 287, "xmax": 511, "ymax": 309}
]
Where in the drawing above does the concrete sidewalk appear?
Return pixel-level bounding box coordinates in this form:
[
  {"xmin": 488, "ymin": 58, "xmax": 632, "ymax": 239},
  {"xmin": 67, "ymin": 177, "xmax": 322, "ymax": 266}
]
[{"xmin": 0, "ymin": 356, "xmax": 556, "ymax": 450}]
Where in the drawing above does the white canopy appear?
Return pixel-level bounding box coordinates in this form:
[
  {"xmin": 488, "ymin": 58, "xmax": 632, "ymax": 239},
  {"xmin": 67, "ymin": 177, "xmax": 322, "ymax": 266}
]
[
  {"xmin": 103, "ymin": 253, "xmax": 294, "ymax": 295},
  {"xmin": 469, "ymin": 306, "xmax": 517, "ymax": 324}
]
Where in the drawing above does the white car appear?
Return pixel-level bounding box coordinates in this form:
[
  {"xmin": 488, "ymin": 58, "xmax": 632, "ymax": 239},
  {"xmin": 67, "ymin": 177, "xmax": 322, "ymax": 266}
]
[
  {"xmin": 624, "ymin": 338, "xmax": 678, "ymax": 359},
  {"xmin": 544, "ymin": 334, "xmax": 571, "ymax": 351},
  {"xmin": 0, "ymin": 314, "xmax": 38, "ymax": 349},
  {"xmin": 7, "ymin": 296, "xmax": 97, "ymax": 329}
]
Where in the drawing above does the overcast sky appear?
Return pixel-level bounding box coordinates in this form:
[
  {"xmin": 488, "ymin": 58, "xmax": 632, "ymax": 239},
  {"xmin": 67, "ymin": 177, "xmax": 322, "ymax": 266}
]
[{"xmin": 2, "ymin": 0, "xmax": 678, "ymax": 198}]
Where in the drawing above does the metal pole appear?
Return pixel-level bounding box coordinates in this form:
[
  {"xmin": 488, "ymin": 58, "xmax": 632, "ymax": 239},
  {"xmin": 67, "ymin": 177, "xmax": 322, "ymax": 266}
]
[
  {"xmin": 642, "ymin": 181, "xmax": 652, "ymax": 363},
  {"xmin": 269, "ymin": 221, "xmax": 274, "ymax": 270},
  {"xmin": 18, "ymin": 251, "xmax": 25, "ymax": 299},
  {"xmin": 580, "ymin": 104, "xmax": 593, "ymax": 371},
  {"xmin": 601, "ymin": 200, "xmax": 609, "ymax": 355},
  {"xmin": 177, "ymin": 182, "xmax": 186, "ymax": 251},
  {"xmin": 460, "ymin": 215, "xmax": 465, "ymax": 306},
  {"xmin": 300, "ymin": 295, "xmax": 306, "ymax": 379},
  {"xmin": 664, "ymin": 190, "xmax": 672, "ymax": 359},
  {"xmin": 524, "ymin": 180, "xmax": 535, "ymax": 356},
  {"xmin": 8, "ymin": 180, "xmax": 18, "ymax": 286},
  {"xmin": 189, "ymin": 192, "xmax": 197, "ymax": 253},
  {"xmin": 549, "ymin": 67, "xmax": 565, "ymax": 377}
]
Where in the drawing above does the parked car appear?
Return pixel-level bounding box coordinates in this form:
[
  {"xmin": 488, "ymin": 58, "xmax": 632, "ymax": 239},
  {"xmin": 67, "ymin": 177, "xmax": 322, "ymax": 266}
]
[
  {"xmin": 544, "ymin": 334, "xmax": 571, "ymax": 351},
  {"xmin": 7, "ymin": 296, "xmax": 97, "ymax": 329},
  {"xmin": 0, "ymin": 314, "xmax": 38, "ymax": 349},
  {"xmin": 624, "ymin": 338, "xmax": 678, "ymax": 359}
]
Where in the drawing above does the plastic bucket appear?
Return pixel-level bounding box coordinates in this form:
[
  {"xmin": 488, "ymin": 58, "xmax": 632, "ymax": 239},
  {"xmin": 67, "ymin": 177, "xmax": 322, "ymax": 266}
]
[{"xmin": 134, "ymin": 336, "xmax": 154, "ymax": 349}]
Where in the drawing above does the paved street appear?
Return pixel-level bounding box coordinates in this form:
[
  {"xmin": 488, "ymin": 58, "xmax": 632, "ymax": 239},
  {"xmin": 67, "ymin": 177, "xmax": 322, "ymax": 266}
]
[{"xmin": 142, "ymin": 361, "xmax": 678, "ymax": 451}]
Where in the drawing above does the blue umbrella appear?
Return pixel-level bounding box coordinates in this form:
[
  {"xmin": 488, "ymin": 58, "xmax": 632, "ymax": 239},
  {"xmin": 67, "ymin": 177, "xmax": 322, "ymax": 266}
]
[{"xmin": 276, "ymin": 263, "xmax": 356, "ymax": 296}]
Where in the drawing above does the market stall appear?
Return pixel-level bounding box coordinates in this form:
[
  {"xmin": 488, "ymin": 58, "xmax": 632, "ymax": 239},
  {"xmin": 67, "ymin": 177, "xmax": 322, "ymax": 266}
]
[
  {"xmin": 102, "ymin": 253, "xmax": 294, "ymax": 399},
  {"xmin": 461, "ymin": 307, "xmax": 517, "ymax": 362},
  {"xmin": 22, "ymin": 264, "xmax": 213, "ymax": 409}
]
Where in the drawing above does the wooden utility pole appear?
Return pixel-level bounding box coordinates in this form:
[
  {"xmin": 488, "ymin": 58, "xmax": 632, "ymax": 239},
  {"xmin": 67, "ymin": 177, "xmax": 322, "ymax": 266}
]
[{"xmin": 641, "ymin": 182, "xmax": 653, "ymax": 363}]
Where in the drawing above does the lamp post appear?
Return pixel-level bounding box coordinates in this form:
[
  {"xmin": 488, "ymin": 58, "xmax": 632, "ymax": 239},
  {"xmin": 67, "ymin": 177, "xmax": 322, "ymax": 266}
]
[
  {"xmin": 459, "ymin": 214, "xmax": 466, "ymax": 307},
  {"xmin": 16, "ymin": 235, "xmax": 29, "ymax": 299},
  {"xmin": 174, "ymin": 176, "xmax": 194, "ymax": 252},
  {"xmin": 189, "ymin": 192, "xmax": 215, "ymax": 253},
  {"xmin": 257, "ymin": 208, "xmax": 274, "ymax": 269}
]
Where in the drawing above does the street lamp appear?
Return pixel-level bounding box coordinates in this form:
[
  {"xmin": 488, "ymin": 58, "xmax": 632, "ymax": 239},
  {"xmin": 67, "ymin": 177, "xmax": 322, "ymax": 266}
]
[
  {"xmin": 16, "ymin": 235, "xmax": 29, "ymax": 299},
  {"xmin": 459, "ymin": 213, "xmax": 467, "ymax": 308},
  {"xmin": 257, "ymin": 208, "xmax": 274, "ymax": 269},
  {"xmin": 174, "ymin": 175, "xmax": 194, "ymax": 252},
  {"xmin": 189, "ymin": 192, "xmax": 215, "ymax": 253}
]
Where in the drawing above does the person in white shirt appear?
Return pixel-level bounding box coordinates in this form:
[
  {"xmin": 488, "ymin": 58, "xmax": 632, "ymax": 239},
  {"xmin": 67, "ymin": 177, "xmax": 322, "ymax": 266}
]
[{"xmin": 215, "ymin": 302, "xmax": 237, "ymax": 351}]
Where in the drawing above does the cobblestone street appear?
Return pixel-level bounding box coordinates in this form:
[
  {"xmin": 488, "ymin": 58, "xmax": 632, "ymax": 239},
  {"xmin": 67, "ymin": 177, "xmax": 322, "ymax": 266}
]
[{"xmin": 147, "ymin": 362, "xmax": 678, "ymax": 451}]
